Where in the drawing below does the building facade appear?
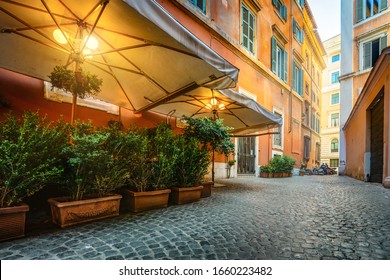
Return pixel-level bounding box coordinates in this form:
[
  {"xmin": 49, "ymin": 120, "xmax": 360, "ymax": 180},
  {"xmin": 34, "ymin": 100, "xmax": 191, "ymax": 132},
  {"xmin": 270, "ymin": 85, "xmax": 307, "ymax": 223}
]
[
  {"xmin": 320, "ymin": 35, "xmax": 341, "ymax": 170},
  {"xmin": 339, "ymin": 0, "xmax": 389, "ymax": 175},
  {"xmin": 158, "ymin": 0, "xmax": 325, "ymax": 177}
]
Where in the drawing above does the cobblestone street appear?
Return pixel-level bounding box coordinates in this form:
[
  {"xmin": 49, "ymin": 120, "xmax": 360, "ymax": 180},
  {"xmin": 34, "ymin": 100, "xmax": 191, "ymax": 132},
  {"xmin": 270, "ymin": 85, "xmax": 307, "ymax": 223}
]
[{"xmin": 1, "ymin": 175, "xmax": 389, "ymax": 260}]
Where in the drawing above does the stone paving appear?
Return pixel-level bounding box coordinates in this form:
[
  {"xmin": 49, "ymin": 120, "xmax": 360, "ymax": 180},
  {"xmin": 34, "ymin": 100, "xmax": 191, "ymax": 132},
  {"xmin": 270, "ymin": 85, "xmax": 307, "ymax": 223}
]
[{"xmin": 1, "ymin": 175, "xmax": 390, "ymax": 260}]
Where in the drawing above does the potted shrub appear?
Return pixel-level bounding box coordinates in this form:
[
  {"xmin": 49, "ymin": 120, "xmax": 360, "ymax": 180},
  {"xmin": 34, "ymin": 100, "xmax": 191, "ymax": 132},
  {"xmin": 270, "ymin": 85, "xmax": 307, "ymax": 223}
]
[
  {"xmin": 48, "ymin": 122, "xmax": 126, "ymax": 228},
  {"xmin": 226, "ymin": 159, "xmax": 236, "ymax": 179},
  {"xmin": 269, "ymin": 156, "xmax": 284, "ymax": 178},
  {"xmin": 181, "ymin": 116, "xmax": 234, "ymax": 196},
  {"xmin": 119, "ymin": 124, "xmax": 175, "ymax": 213},
  {"xmin": 0, "ymin": 111, "xmax": 69, "ymax": 240},
  {"xmin": 281, "ymin": 155, "xmax": 296, "ymax": 177},
  {"xmin": 260, "ymin": 165, "xmax": 270, "ymax": 178},
  {"xmin": 169, "ymin": 136, "xmax": 209, "ymax": 205}
]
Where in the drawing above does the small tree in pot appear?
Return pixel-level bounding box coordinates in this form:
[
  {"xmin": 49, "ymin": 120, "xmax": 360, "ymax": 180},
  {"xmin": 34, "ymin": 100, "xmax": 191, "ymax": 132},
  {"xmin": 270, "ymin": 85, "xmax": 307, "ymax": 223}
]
[{"xmin": 0, "ymin": 111, "xmax": 70, "ymax": 240}]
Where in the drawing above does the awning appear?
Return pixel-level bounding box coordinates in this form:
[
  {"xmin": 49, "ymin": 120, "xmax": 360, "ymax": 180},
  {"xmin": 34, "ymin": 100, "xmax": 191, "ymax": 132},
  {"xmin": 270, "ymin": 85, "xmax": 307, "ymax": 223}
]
[
  {"xmin": 149, "ymin": 87, "xmax": 283, "ymax": 135},
  {"xmin": 0, "ymin": 0, "xmax": 238, "ymax": 111}
]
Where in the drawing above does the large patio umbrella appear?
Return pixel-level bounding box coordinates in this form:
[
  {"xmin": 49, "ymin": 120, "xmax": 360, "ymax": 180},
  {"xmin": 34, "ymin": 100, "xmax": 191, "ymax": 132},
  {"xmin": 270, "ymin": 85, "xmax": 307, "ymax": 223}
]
[
  {"xmin": 146, "ymin": 87, "xmax": 283, "ymax": 135},
  {"xmin": 0, "ymin": 0, "xmax": 238, "ymax": 121}
]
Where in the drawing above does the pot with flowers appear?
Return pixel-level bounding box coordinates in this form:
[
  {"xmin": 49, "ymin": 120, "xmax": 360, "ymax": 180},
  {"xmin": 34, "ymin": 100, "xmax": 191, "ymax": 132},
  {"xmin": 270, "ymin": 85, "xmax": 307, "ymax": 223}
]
[{"xmin": 226, "ymin": 159, "xmax": 236, "ymax": 178}]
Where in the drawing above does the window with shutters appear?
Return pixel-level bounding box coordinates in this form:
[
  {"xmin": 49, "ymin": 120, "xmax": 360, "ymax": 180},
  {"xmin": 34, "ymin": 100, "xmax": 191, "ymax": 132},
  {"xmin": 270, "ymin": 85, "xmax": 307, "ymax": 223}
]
[
  {"xmin": 331, "ymin": 93, "xmax": 340, "ymax": 105},
  {"xmin": 331, "ymin": 113, "xmax": 339, "ymax": 128},
  {"xmin": 296, "ymin": 0, "xmax": 305, "ymax": 9},
  {"xmin": 356, "ymin": 0, "xmax": 388, "ymax": 22},
  {"xmin": 272, "ymin": 0, "xmax": 287, "ymax": 21},
  {"xmin": 331, "ymin": 139, "xmax": 339, "ymax": 153},
  {"xmin": 271, "ymin": 37, "xmax": 288, "ymax": 82},
  {"xmin": 304, "ymin": 136, "xmax": 311, "ymax": 160},
  {"xmin": 361, "ymin": 35, "xmax": 388, "ymax": 70},
  {"xmin": 332, "ymin": 54, "xmax": 340, "ymax": 62},
  {"xmin": 331, "ymin": 71, "xmax": 340, "ymax": 84},
  {"xmin": 293, "ymin": 60, "xmax": 303, "ymax": 96},
  {"xmin": 273, "ymin": 110, "xmax": 283, "ymax": 149},
  {"xmin": 241, "ymin": 4, "xmax": 256, "ymax": 54},
  {"xmin": 292, "ymin": 18, "xmax": 304, "ymax": 43}
]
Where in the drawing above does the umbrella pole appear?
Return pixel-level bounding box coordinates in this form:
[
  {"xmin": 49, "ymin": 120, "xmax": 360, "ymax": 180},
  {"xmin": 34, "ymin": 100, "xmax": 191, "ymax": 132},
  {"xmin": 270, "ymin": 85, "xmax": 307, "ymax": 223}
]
[
  {"xmin": 71, "ymin": 93, "xmax": 77, "ymax": 125},
  {"xmin": 212, "ymin": 148, "xmax": 215, "ymax": 183}
]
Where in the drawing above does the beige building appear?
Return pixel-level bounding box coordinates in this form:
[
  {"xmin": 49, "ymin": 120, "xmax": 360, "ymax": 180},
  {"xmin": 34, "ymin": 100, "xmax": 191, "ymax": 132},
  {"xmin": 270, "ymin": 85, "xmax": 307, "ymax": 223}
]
[{"xmin": 320, "ymin": 35, "xmax": 341, "ymax": 169}]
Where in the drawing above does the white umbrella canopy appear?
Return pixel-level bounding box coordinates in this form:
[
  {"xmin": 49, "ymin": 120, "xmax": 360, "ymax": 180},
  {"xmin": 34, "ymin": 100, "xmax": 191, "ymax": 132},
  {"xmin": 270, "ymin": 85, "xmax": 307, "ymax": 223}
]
[
  {"xmin": 150, "ymin": 87, "xmax": 283, "ymax": 135},
  {"xmin": 0, "ymin": 0, "xmax": 238, "ymax": 112}
]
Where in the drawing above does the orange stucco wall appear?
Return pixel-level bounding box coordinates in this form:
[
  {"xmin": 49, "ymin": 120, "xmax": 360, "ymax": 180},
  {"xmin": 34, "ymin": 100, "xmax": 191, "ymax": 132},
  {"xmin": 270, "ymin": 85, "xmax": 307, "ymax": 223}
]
[{"xmin": 344, "ymin": 62, "xmax": 390, "ymax": 181}]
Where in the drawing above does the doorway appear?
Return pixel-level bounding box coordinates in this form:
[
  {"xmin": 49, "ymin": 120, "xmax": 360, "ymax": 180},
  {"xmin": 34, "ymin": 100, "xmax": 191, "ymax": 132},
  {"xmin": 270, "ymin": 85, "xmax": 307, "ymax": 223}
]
[
  {"xmin": 237, "ymin": 137, "xmax": 256, "ymax": 174},
  {"xmin": 369, "ymin": 90, "xmax": 384, "ymax": 183}
]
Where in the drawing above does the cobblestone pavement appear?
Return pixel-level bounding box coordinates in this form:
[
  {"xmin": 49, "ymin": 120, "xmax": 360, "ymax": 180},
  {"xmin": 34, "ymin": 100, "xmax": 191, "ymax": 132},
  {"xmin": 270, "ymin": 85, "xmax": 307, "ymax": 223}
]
[{"xmin": 1, "ymin": 175, "xmax": 390, "ymax": 260}]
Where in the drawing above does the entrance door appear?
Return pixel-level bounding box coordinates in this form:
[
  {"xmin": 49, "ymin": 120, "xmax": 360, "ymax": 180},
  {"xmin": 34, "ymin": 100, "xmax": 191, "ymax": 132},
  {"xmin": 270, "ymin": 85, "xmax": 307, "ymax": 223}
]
[
  {"xmin": 237, "ymin": 137, "xmax": 256, "ymax": 174},
  {"xmin": 370, "ymin": 93, "xmax": 384, "ymax": 183}
]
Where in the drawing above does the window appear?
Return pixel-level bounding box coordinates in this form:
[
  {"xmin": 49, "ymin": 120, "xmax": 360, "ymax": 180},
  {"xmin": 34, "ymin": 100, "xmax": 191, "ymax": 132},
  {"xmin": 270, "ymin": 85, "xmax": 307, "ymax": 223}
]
[
  {"xmin": 330, "ymin": 159, "xmax": 339, "ymax": 167},
  {"xmin": 189, "ymin": 0, "xmax": 206, "ymax": 13},
  {"xmin": 311, "ymin": 110, "xmax": 316, "ymax": 130},
  {"xmin": 316, "ymin": 115, "xmax": 320, "ymax": 133},
  {"xmin": 304, "ymin": 102, "xmax": 310, "ymax": 126},
  {"xmin": 362, "ymin": 35, "xmax": 388, "ymax": 70},
  {"xmin": 331, "ymin": 139, "xmax": 339, "ymax": 153},
  {"xmin": 305, "ymin": 82, "xmax": 309, "ymax": 95},
  {"xmin": 331, "ymin": 93, "xmax": 340, "ymax": 105},
  {"xmin": 296, "ymin": 0, "xmax": 305, "ymax": 9},
  {"xmin": 356, "ymin": 0, "xmax": 388, "ymax": 22},
  {"xmin": 292, "ymin": 18, "xmax": 304, "ymax": 43},
  {"xmin": 304, "ymin": 136, "xmax": 311, "ymax": 160},
  {"xmin": 271, "ymin": 37, "xmax": 288, "ymax": 81},
  {"xmin": 312, "ymin": 90, "xmax": 317, "ymax": 103},
  {"xmin": 273, "ymin": 111, "xmax": 283, "ymax": 148},
  {"xmin": 272, "ymin": 0, "xmax": 287, "ymax": 21},
  {"xmin": 331, "ymin": 71, "xmax": 340, "ymax": 84},
  {"xmin": 332, "ymin": 54, "xmax": 340, "ymax": 62},
  {"xmin": 331, "ymin": 113, "xmax": 339, "ymax": 127},
  {"xmin": 241, "ymin": 4, "xmax": 256, "ymax": 54},
  {"xmin": 293, "ymin": 61, "xmax": 303, "ymax": 96}
]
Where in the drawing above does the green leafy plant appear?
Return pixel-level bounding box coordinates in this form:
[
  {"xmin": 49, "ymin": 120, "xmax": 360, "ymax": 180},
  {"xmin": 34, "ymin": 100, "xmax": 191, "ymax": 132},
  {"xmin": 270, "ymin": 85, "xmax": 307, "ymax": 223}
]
[
  {"xmin": 173, "ymin": 136, "xmax": 210, "ymax": 187},
  {"xmin": 182, "ymin": 116, "xmax": 234, "ymax": 157},
  {"xmin": 260, "ymin": 165, "xmax": 270, "ymax": 173},
  {"xmin": 61, "ymin": 122, "xmax": 129, "ymax": 200},
  {"xmin": 228, "ymin": 159, "xmax": 236, "ymax": 166},
  {"xmin": 48, "ymin": 65, "xmax": 102, "ymax": 99},
  {"xmin": 0, "ymin": 111, "xmax": 70, "ymax": 208}
]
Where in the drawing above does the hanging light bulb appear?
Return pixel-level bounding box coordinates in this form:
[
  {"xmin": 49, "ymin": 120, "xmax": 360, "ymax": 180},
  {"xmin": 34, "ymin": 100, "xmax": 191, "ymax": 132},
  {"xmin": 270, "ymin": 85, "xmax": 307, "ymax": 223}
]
[
  {"xmin": 84, "ymin": 35, "xmax": 99, "ymax": 50},
  {"xmin": 205, "ymin": 103, "xmax": 212, "ymax": 110},
  {"xmin": 218, "ymin": 103, "xmax": 226, "ymax": 110},
  {"xmin": 210, "ymin": 97, "xmax": 218, "ymax": 106},
  {"xmin": 53, "ymin": 29, "xmax": 68, "ymax": 44}
]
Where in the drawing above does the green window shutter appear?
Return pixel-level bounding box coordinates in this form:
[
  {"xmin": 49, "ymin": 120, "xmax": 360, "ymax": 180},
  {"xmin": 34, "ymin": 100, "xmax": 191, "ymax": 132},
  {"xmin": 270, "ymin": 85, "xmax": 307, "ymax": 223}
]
[
  {"xmin": 292, "ymin": 60, "xmax": 297, "ymax": 91},
  {"xmin": 363, "ymin": 41, "xmax": 372, "ymax": 69},
  {"xmin": 272, "ymin": 0, "xmax": 278, "ymax": 6},
  {"xmin": 379, "ymin": 35, "xmax": 388, "ymax": 53},
  {"xmin": 283, "ymin": 49, "xmax": 288, "ymax": 82},
  {"xmin": 281, "ymin": 5, "xmax": 287, "ymax": 21},
  {"xmin": 379, "ymin": 0, "xmax": 388, "ymax": 11},
  {"xmin": 299, "ymin": 68, "xmax": 303, "ymax": 96},
  {"xmin": 271, "ymin": 37, "xmax": 277, "ymax": 73},
  {"xmin": 356, "ymin": 0, "xmax": 364, "ymax": 22}
]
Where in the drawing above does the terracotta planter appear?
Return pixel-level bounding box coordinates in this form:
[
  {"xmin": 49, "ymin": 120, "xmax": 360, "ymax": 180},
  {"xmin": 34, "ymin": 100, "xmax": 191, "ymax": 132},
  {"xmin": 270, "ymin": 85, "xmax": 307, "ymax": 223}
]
[
  {"xmin": 201, "ymin": 181, "xmax": 213, "ymax": 198},
  {"xmin": 169, "ymin": 186, "xmax": 204, "ymax": 205},
  {"xmin": 0, "ymin": 204, "xmax": 29, "ymax": 242},
  {"xmin": 48, "ymin": 194, "xmax": 122, "ymax": 228},
  {"xmin": 120, "ymin": 189, "xmax": 171, "ymax": 213}
]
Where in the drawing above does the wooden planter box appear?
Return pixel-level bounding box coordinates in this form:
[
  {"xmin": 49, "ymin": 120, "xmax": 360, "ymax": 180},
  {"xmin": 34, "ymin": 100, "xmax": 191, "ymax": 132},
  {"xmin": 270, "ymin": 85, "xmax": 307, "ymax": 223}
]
[
  {"xmin": 0, "ymin": 204, "xmax": 29, "ymax": 242},
  {"xmin": 48, "ymin": 194, "xmax": 122, "ymax": 228},
  {"xmin": 169, "ymin": 186, "xmax": 204, "ymax": 205},
  {"xmin": 200, "ymin": 181, "xmax": 213, "ymax": 198},
  {"xmin": 120, "ymin": 189, "xmax": 171, "ymax": 213}
]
